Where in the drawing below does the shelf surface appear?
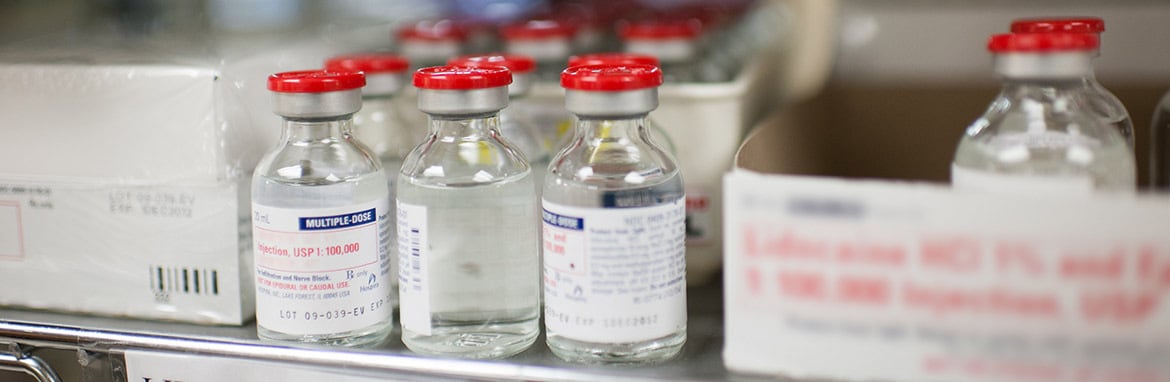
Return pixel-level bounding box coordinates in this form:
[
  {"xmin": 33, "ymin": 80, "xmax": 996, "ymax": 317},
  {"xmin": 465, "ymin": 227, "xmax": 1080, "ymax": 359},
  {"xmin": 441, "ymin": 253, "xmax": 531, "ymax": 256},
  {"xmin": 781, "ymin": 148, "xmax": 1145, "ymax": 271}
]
[{"xmin": 0, "ymin": 283, "xmax": 768, "ymax": 381}]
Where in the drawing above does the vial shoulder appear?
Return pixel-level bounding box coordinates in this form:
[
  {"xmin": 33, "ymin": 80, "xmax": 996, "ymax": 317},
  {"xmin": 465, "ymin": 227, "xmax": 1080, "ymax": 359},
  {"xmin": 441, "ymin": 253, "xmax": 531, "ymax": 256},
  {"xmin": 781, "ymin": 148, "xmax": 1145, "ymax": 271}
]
[
  {"xmin": 398, "ymin": 135, "xmax": 533, "ymax": 187},
  {"xmin": 254, "ymin": 140, "xmax": 384, "ymax": 185},
  {"xmin": 546, "ymin": 145, "xmax": 682, "ymax": 192}
]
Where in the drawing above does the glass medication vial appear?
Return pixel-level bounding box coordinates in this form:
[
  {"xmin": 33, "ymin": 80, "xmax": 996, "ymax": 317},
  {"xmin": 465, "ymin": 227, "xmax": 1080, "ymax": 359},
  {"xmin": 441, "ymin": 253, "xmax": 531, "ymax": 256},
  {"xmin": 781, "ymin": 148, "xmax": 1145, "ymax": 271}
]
[
  {"xmin": 1010, "ymin": 17, "xmax": 1134, "ymax": 149},
  {"xmin": 446, "ymin": 54, "xmax": 551, "ymax": 191},
  {"xmin": 395, "ymin": 20, "xmax": 471, "ymax": 130},
  {"xmin": 1154, "ymin": 89, "xmax": 1170, "ymax": 191},
  {"xmin": 324, "ymin": 53, "xmax": 416, "ymax": 309},
  {"xmin": 396, "ymin": 20, "xmax": 468, "ymax": 69},
  {"xmin": 397, "ymin": 66, "xmax": 541, "ymax": 359},
  {"xmin": 619, "ymin": 19, "xmax": 704, "ymax": 83},
  {"xmin": 252, "ymin": 70, "xmax": 393, "ymax": 347},
  {"xmin": 543, "ymin": 64, "xmax": 687, "ymax": 364},
  {"xmin": 565, "ymin": 53, "xmax": 678, "ymax": 155},
  {"xmin": 502, "ymin": 19, "xmax": 578, "ymax": 82},
  {"xmin": 951, "ymin": 33, "xmax": 1136, "ymax": 194}
]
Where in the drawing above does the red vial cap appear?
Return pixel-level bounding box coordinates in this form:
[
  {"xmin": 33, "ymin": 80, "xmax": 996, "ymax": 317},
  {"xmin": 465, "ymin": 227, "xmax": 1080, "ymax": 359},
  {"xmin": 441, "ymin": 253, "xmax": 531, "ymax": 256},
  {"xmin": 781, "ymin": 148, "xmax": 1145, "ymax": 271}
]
[
  {"xmin": 268, "ymin": 70, "xmax": 365, "ymax": 93},
  {"xmin": 501, "ymin": 19, "xmax": 577, "ymax": 40},
  {"xmin": 413, "ymin": 66, "xmax": 512, "ymax": 90},
  {"xmin": 561, "ymin": 64, "xmax": 663, "ymax": 91},
  {"xmin": 1011, "ymin": 17, "xmax": 1105, "ymax": 34},
  {"xmin": 325, "ymin": 54, "xmax": 409, "ymax": 74},
  {"xmin": 568, "ymin": 53, "xmax": 660, "ymax": 68},
  {"xmin": 396, "ymin": 20, "xmax": 468, "ymax": 41},
  {"xmin": 987, "ymin": 33, "xmax": 1099, "ymax": 53},
  {"xmin": 618, "ymin": 19, "xmax": 702, "ymax": 40},
  {"xmin": 447, "ymin": 54, "xmax": 536, "ymax": 74}
]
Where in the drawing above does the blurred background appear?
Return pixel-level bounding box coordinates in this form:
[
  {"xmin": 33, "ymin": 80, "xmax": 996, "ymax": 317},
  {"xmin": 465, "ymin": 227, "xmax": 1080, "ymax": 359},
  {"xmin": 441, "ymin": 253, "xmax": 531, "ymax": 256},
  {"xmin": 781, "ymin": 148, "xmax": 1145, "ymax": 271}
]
[{"xmin": 3, "ymin": 0, "xmax": 1168, "ymax": 182}]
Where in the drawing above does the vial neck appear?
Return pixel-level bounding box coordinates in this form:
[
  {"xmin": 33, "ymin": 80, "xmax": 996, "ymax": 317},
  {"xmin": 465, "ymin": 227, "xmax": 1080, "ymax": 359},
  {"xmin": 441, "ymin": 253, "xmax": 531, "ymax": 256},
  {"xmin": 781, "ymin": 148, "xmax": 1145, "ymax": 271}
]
[
  {"xmin": 995, "ymin": 52, "xmax": 1095, "ymax": 81},
  {"xmin": 576, "ymin": 115, "xmax": 650, "ymax": 143},
  {"xmin": 280, "ymin": 117, "xmax": 353, "ymax": 142},
  {"xmin": 1001, "ymin": 77, "xmax": 1086, "ymax": 93},
  {"xmin": 429, "ymin": 113, "xmax": 501, "ymax": 140}
]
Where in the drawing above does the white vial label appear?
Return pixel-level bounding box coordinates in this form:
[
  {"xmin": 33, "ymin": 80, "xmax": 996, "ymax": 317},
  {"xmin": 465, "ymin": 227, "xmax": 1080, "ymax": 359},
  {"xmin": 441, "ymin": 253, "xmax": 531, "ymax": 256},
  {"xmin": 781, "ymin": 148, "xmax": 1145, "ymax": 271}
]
[
  {"xmin": 251, "ymin": 198, "xmax": 392, "ymax": 335},
  {"xmin": 397, "ymin": 201, "xmax": 432, "ymax": 335},
  {"xmin": 542, "ymin": 199, "xmax": 687, "ymax": 343},
  {"xmin": 951, "ymin": 164, "xmax": 1094, "ymax": 195}
]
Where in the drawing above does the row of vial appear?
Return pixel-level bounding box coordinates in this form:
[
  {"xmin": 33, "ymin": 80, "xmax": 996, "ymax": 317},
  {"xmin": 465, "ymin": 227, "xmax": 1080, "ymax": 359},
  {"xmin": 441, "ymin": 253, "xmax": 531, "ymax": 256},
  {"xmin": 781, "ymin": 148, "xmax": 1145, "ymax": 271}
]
[
  {"xmin": 394, "ymin": 0, "xmax": 777, "ymax": 83},
  {"xmin": 952, "ymin": 17, "xmax": 1167, "ymax": 194},
  {"xmin": 252, "ymin": 52, "xmax": 685, "ymax": 364}
]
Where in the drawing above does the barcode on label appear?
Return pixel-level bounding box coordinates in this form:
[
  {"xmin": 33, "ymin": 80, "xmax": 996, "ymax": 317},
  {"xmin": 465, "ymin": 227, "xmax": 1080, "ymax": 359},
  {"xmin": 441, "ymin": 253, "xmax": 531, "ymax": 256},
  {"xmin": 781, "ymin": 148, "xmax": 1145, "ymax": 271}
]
[
  {"xmin": 409, "ymin": 228, "xmax": 421, "ymax": 282},
  {"xmin": 149, "ymin": 265, "xmax": 219, "ymax": 298}
]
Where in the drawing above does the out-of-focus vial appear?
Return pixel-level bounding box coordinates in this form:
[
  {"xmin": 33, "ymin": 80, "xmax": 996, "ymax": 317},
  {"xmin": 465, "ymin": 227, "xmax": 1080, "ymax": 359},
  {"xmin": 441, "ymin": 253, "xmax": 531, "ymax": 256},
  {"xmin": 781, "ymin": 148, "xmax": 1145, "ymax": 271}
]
[
  {"xmin": 1011, "ymin": 17, "xmax": 1133, "ymax": 149},
  {"xmin": 565, "ymin": 53, "xmax": 678, "ymax": 155},
  {"xmin": 951, "ymin": 33, "xmax": 1135, "ymax": 194},
  {"xmin": 397, "ymin": 66, "xmax": 541, "ymax": 359},
  {"xmin": 502, "ymin": 19, "xmax": 577, "ymax": 82},
  {"xmin": 549, "ymin": 2, "xmax": 608, "ymax": 53},
  {"xmin": 452, "ymin": 18, "xmax": 500, "ymax": 55},
  {"xmin": 251, "ymin": 70, "xmax": 393, "ymax": 347},
  {"xmin": 447, "ymin": 54, "xmax": 550, "ymax": 192},
  {"xmin": 543, "ymin": 64, "xmax": 687, "ymax": 364},
  {"xmin": 1153, "ymin": 90, "xmax": 1170, "ymax": 191},
  {"xmin": 325, "ymin": 53, "xmax": 417, "ymax": 309},
  {"xmin": 619, "ymin": 19, "xmax": 704, "ymax": 83},
  {"xmin": 567, "ymin": 52, "xmax": 661, "ymax": 68},
  {"xmin": 396, "ymin": 20, "xmax": 468, "ymax": 70}
]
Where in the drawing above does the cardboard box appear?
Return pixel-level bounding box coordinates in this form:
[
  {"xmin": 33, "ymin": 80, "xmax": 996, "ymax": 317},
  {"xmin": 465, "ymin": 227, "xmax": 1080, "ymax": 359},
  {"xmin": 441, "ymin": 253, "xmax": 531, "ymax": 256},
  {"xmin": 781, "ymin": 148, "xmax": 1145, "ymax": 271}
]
[
  {"xmin": 0, "ymin": 48, "xmax": 255, "ymax": 325},
  {"xmin": 723, "ymin": 110, "xmax": 1170, "ymax": 381}
]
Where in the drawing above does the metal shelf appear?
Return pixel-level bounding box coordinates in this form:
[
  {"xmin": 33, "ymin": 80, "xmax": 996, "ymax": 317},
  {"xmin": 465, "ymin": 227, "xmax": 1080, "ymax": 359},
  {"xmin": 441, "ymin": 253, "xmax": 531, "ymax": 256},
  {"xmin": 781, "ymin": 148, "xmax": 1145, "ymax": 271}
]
[{"xmin": 0, "ymin": 284, "xmax": 761, "ymax": 381}]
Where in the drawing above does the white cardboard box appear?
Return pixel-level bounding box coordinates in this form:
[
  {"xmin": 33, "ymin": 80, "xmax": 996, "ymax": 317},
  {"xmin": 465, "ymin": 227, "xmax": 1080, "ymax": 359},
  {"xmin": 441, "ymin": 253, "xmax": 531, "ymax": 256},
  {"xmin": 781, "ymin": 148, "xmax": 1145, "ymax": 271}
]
[
  {"xmin": 0, "ymin": 56, "xmax": 255, "ymax": 325},
  {"xmin": 724, "ymin": 119, "xmax": 1170, "ymax": 381}
]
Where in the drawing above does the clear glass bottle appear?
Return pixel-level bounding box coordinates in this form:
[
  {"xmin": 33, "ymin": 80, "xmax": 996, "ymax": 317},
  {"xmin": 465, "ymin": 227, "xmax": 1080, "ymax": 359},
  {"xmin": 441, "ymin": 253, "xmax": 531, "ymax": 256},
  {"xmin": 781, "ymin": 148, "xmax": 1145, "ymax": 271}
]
[
  {"xmin": 566, "ymin": 53, "xmax": 678, "ymax": 155},
  {"xmin": 543, "ymin": 64, "xmax": 687, "ymax": 364},
  {"xmin": 501, "ymin": 19, "xmax": 577, "ymax": 82},
  {"xmin": 1011, "ymin": 17, "xmax": 1134, "ymax": 149},
  {"xmin": 1153, "ymin": 91, "xmax": 1170, "ymax": 190},
  {"xmin": 446, "ymin": 54, "xmax": 550, "ymax": 193},
  {"xmin": 395, "ymin": 20, "xmax": 469, "ymax": 131},
  {"xmin": 397, "ymin": 66, "xmax": 541, "ymax": 359},
  {"xmin": 396, "ymin": 20, "xmax": 468, "ymax": 70},
  {"xmin": 500, "ymin": 19, "xmax": 579, "ymax": 151},
  {"xmin": 252, "ymin": 70, "xmax": 393, "ymax": 347},
  {"xmin": 951, "ymin": 33, "xmax": 1135, "ymax": 194},
  {"xmin": 325, "ymin": 53, "xmax": 417, "ymax": 309},
  {"xmin": 619, "ymin": 19, "xmax": 704, "ymax": 83}
]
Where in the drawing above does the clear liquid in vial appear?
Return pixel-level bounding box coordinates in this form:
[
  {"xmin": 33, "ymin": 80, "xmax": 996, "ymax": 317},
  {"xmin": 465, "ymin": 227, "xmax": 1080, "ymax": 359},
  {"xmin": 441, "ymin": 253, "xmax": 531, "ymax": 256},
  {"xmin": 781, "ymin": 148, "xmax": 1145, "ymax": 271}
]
[
  {"xmin": 542, "ymin": 171, "xmax": 688, "ymax": 364},
  {"xmin": 252, "ymin": 171, "xmax": 394, "ymax": 347},
  {"xmin": 396, "ymin": 172, "xmax": 541, "ymax": 359}
]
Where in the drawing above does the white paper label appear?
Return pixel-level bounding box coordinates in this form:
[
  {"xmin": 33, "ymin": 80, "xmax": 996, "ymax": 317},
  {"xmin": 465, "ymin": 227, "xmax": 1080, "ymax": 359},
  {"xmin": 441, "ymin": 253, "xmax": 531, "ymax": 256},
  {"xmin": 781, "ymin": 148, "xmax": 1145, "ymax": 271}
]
[
  {"xmin": 251, "ymin": 198, "xmax": 392, "ymax": 335},
  {"xmin": 0, "ymin": 200, "xmax": 22, "ymax": 260},
  {"xmin": 0, "ymin": 179, "xmax": 247, "ymax": 324},
  {"xmin": 541, "ymin": 199, "xmax": 687, "ymax": 343},
  {"xmin": 951, "ymin": 164, "xmax": 1094, "ymax": 195},
  {"xmin": 724, "ymin": 170, "xmax": 1170, "ymax": 382},
  {"xmin": 397, "ymin": 201, "xmax": 432, "ymax": 335}
]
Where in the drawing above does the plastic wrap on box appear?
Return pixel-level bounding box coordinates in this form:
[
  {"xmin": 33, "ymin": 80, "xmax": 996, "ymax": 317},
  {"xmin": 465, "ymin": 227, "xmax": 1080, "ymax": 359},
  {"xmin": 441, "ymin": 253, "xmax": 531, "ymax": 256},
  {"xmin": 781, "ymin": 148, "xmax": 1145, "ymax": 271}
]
[{"xmin": 0, "ymin": 47, "xmax": 255, "ymax": 325}]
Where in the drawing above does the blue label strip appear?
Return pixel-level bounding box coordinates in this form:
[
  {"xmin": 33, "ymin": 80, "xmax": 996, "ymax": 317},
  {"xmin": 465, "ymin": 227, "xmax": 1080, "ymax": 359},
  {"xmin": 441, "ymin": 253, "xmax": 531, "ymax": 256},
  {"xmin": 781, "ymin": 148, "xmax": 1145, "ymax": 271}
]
[
  {"xmin": 542, "ymin": 209, "xmax": 584, "ymax": 231},
  {"xmin": 299, "ymin": 208, "xmax": 377, "ymax": 231}
]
